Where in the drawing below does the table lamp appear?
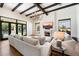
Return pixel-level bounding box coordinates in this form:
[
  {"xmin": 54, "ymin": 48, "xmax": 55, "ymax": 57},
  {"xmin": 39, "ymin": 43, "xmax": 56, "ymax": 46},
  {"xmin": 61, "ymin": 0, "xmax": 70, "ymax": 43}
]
[
  {"xmin": 53, "ymin": 32, "xmax": 65, "ymax": 41},
  {"xmin": 53, "ymin": 32, "xmax": 65, "ymax": 48}
]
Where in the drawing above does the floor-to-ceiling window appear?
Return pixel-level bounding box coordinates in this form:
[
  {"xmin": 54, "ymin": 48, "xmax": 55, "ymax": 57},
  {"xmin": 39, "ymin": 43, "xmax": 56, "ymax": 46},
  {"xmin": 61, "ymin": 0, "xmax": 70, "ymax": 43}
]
[
  {"xmin": 23, "ymin": 24, "xmax": 27, "ymax": 35},
  {"xmin": 11, "ymin": 23, "xmax": 16, "ymax": 35},
  {"xmin": 0, "ymin": 16, "xmax": 27, "ymax": 40},
  {"xmin": 2, "ymin": 22, "xmax": 9, "ymax": 38},
  {"xmin": 18, "ymin": 24, "xmax": 22, "ymax": 36},
  {"xmin": 17, "ymin": 21, "xmax": 26, "ymax": 36}
]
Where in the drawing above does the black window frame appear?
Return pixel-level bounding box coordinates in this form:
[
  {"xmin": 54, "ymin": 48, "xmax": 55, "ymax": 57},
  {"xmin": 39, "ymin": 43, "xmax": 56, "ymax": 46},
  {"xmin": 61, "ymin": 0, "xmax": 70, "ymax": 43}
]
[{"xmin": 0, "ymin": 16, "xmax": 27, "ymax": 40}]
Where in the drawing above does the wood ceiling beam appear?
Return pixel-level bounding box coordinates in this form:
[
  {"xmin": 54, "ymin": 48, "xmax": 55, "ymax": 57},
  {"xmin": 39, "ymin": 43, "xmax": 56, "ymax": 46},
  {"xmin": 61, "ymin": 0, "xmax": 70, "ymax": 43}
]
[
  {"xmin": 12, "ymin": 3, "xmax": 23, "ymax": 11},
  {"xmin": 44, "ymin": 3, "xmax": 61, "ymax": 9},
  {"xmin": 30, "ymin": 3, "xmax": 79, "ymax": 18},
  {"xmin": 47, "ymin": 3, "xmax": 79, "ymax": 13},
  {"xmin": 34, "ymin": 3, "xmax": 48, "ymax": 15},
  {"xmin": 20, "ymin": 5, "xmax": 36, "ymax": 14},
  {"xmin": 26, "ymin": 3, "xmax": 61, "ymax": 16}
]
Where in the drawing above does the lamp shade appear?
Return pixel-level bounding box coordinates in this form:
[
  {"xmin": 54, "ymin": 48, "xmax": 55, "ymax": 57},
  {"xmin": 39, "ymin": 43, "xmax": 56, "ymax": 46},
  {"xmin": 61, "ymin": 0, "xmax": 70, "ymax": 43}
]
[{"xmin": 53, "ymin": 32, "xmax": 65, "ymax": 41}]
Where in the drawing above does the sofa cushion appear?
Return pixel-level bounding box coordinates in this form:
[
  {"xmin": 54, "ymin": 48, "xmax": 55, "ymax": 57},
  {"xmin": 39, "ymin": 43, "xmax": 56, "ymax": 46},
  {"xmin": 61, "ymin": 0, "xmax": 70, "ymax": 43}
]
[
  {"xmin": 32, "ymin": 36, "xmax": 45, "ymax": 45},
  {"xmin": 23, "ymin": 36, "xmax": 39, "ymax": 46},
  {"xmin": 32, "ymin": 36, "xmax": 40, "ymax": 39},
  {"xmin": 11, "ymin": 34, "xmax": 24, "ymax": 41},
  {"xmin": 45, "ymin": 37, "xmax": 52, "ymax": 42},
  {"xmin": 39, "ymin": 37, "xmax": 45, "ymax": 45}
]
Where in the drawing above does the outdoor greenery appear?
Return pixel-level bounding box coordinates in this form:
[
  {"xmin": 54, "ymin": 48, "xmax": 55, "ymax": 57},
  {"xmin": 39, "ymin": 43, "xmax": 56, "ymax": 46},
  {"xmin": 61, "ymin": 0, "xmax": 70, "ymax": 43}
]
[{"xmin": 2, "ymin": 23, "xmax": 8, "ymax": 31}]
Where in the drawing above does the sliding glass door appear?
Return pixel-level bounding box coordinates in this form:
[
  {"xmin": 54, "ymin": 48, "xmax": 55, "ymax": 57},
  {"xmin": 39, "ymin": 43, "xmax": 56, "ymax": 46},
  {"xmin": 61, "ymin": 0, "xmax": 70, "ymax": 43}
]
[
  {"xmin": 18, "ymin": 24, "xmax": 22, "ymax": 35},
  {"xmin": 23, "ymin": 25, "xmax": 26, "ymax": 35},
  {"xmin": 11, "ymin": 23, "xmax": 16, "ymax": 35},
  {"xmin": 0, "ymin": 16, "xmax": 27, "ymax": 40},
  {"xmin": 2, "ymin": 23, "xmax": 9, "ymax": 38}
]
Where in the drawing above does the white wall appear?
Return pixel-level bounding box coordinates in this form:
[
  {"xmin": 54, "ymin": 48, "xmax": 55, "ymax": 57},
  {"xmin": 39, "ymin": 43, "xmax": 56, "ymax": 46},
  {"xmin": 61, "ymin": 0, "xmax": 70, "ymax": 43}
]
[
  {"xmin": 0, "ymin": 7, "xmax": 32, "ymax": 36},
  {"xmin": 27, "ymin": 21, "xmax": 32, "ymax": 35},
  {"xmin": 32, "ymin": 5, "xmax": 78, "ymax": 37},
  {"xmin": 76, "ymin": 5, "xmax": 79, "ymax": 38}
]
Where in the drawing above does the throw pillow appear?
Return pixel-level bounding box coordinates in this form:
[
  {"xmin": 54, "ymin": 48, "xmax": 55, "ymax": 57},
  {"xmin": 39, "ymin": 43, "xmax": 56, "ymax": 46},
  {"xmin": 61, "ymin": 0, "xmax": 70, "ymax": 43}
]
[
  {"xmin": 13, "ymin": 34, "xmax": 24, "ymax": 41},
  {"xmin": 32, "ymin": 36, "xmax": 45, "ymax": 45},
  {"xmin": 38, "ymin": 37, "xmax": 45, "ymax": 45},
  {"xmin": 23, "ymin": 36, "xmax": 39, "ymax": 46}
]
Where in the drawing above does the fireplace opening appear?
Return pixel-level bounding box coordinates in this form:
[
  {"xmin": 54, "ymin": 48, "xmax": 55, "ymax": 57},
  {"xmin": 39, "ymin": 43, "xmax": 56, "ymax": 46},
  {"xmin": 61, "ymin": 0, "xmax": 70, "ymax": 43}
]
[{"xmin": 45, "ymin": 31, "xmax": 50, "ymax": 36}]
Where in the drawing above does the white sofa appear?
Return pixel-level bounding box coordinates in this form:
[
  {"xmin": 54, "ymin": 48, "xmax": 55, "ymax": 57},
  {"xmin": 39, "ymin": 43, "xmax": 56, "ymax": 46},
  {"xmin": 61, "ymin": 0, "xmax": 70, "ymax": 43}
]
[
  {"xmin": 8, "ymin": 35, "xmax": 51, "ymax": 56},
  {"xmin": 51, "ymin": 38, "xmax": 79, "ymax": 56}
]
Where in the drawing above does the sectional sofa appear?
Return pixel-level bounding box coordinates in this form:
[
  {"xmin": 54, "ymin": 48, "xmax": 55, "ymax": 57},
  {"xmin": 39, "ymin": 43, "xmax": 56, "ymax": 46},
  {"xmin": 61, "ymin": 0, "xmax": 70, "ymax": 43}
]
[
  {"xmin": 8, "ymin": 35, "xmax": 52, "ymax": 56},
  {"xmin": 8, "ymin": 34, "xmax": 79, "ymax": 56}
]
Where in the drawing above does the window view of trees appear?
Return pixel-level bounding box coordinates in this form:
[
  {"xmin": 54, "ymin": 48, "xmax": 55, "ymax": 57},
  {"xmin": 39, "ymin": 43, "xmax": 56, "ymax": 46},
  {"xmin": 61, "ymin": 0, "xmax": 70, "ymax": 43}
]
[
  {"xmin": 58, "ymin": 19, "xmax": 71, "ymax": 35},
  {"xmin": 0, "ymin": 16, "xmax": 27, "ymax": 39},
  {"xmin": 2, "ymin": 23, "xmax": 9, "ymax": 38},
  {"xmin": 18, "ymin": 24, "xmax": 22, "ymax": 35},
  {"xmin": 23, "ymin": 25, "xmax": 26, "ymax": 35},
  {"xmin": 11, "ymin": 24, "xmax": 16, "ymax": 35}
]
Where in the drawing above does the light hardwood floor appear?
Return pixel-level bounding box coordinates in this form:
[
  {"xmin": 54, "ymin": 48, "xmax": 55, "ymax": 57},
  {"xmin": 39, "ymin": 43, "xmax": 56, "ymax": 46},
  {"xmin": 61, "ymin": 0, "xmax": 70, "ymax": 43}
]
[{"xmin": 0, "ymin": 40, "xmax": 22, "ymax": 56}]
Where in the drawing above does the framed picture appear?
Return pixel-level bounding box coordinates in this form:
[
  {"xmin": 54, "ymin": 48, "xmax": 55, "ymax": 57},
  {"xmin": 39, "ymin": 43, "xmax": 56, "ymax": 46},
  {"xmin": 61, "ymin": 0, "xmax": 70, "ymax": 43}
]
[
  {"xmin": 58, "ymin": 18, "xmax": 71, "ymax": 35},
  {"xmin": 43, "ymin": 22, "xmax": 53, "ymax": 29},
  {"xmin": 35, "ymin": 23, "xmax": 40, "ymax": 35}
]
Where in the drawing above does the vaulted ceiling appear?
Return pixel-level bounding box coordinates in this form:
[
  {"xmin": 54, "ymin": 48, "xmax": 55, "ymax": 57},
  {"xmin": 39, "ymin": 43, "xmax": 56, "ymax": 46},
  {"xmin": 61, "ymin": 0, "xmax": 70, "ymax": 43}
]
[{"xmin": 0, "ymin": 3, "xmax": 79, "ymax": 18}]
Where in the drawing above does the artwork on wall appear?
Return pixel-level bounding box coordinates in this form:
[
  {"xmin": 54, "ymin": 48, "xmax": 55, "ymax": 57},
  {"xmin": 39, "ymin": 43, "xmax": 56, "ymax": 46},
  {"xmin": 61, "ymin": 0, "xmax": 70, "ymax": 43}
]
[
  {"xmin": 35, "ymin": 23, "xmax": 40, "ymax": 35},
  {"xmin": 43, "ymin": 22, "xmax": 53, "ymax": 29},
  {"xmin": 58, "ymin": 18, "xmax": 71, "ymax": 35}
]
